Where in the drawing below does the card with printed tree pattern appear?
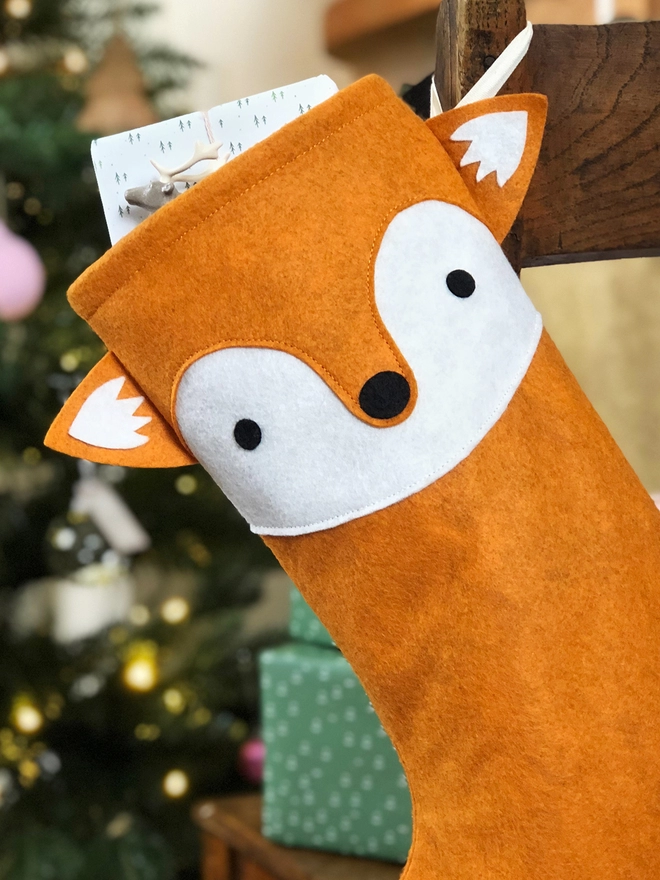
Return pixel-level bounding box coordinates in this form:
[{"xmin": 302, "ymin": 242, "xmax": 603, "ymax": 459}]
[{"xmin": 92, "ymin": 75, "xmax": 338, "ymax": 245}]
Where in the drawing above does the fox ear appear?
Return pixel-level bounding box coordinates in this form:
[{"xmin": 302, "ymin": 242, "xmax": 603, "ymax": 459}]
[
  {"xmin": 427, "ymin": 93, "xmax": 547, "ymax": 243},
  {"xmin": 45, "ymin": 352, "xmax": 196, "ymax": 467}
]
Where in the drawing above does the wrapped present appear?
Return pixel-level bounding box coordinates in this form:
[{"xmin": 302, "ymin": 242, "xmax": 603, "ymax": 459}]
[
  {"xmin": 289, "ymin": 588, "xmax": 334, "ymax": 647},
  {"xmin": 260, "ymin": 643, "xmax": 412, "ymax": 862}
]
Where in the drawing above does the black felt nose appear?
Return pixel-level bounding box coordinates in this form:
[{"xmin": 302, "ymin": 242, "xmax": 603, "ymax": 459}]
[{"xmin": 359, "ymin": 371, "xmax": 411, "ymax": 420}]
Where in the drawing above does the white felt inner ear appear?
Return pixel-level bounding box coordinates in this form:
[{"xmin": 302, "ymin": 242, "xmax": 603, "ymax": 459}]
[
  {"xmin": 68, "ymin": 377, "xmax": 151, "ymax": 449},
  {"xmin": 451, "ymin": 110, "xmax": 528, "ymax": 187}
]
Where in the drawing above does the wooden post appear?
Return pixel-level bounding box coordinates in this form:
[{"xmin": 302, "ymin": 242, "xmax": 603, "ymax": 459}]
[
  {"xmin": 435, "ymin": 0, "xmax": 526, "ymax": 109},
  {"xmin": 434, "ymin": 0, "xmax": 660, "ymax": 268}
]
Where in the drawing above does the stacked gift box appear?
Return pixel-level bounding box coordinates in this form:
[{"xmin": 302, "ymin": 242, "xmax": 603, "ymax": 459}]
[{"xmin": 259, "ymin": 589, "xmax": 412, "ymax": 862}]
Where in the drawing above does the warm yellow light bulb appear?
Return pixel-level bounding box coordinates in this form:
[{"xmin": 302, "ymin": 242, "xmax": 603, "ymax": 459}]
[
  {"xmin": 59, "ymin": 351, "xmax": 79, "ymax": 372},
  {"xmin": 23, "ymin": 197, "xmax": 41, "ymax": 216},
  {"xmin": 160, "ymin": 597, "xmax": 190, "ymax": 624},
  {"xmin": 5, "ymin": 0, "xmax": 32, "ymax": 19},
  {"xmin": 175, "ymin": 474, "xmax": 197, "ymax": 495},
  {"xmin": 123, "ymin": 658, "xmax": 158, "ymax": 692},
  {"xmin": 11, "ymin": 699, "xmax": 43, "ymax": 735},
  {"xmin": 122, "ymin": 642, "xmax": 159, "ymax": 692},
  {"xmin": 163, "ymin": 688, "xmax": 185, "ymax": 714},
  {"xmin": 134, "ymin": 723, "xmax": 161, "ymax": 741},
  {"xmin": 18, "ymin": 759, "xmax": 40, "ymax": 782},
  {"xmin": 128, "ymin": 604, "xmax": 150, "ymax": 626},
  {"xmin": 63, "ymin": 47, "xmax": 87, "ymax": 74},
  {"xmin": 192, "ymin": 707, "xmax": 212, "ymax": 727},
  {"xmin": 163, "ymin": 769, "xmax": 189, "ymax": 798}
]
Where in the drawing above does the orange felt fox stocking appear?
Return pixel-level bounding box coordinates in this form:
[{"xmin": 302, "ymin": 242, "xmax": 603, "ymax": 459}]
[{"xmin": 46, "ymin": 76, "xmax": 660, "ymax": 878}]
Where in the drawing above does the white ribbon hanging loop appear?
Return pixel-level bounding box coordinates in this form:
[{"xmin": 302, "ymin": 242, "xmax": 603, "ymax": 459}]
[{"xmin": 429, "ymin": 21, "xmax": 534, "ymax": 118}]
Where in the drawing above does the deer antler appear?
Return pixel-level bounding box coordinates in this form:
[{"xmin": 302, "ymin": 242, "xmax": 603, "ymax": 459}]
[
  {"xmin": 150, "ymin": 140, "xmax": 229, "ymax": 184},
  {"xmin": 125, "ymin": 140, "xmax": 230, "ymax": 214}
]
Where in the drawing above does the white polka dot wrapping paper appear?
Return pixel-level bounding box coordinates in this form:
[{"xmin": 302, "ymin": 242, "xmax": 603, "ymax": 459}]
[{"xmin": 259, "ymin": 643, "xmax": 412, "ymax": 862}]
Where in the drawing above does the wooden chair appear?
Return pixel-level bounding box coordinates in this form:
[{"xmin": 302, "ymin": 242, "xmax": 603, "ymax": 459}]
[{"xmin": 193, "ymin": 795, "xmax": 403, "ymax": 880}]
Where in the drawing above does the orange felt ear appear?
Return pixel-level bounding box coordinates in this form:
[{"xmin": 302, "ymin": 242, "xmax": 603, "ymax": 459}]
[
  {"xmin": 44, "ymin": 352, "xmax": 196, "ymax": 467},
  {"xmin": 427, "ymin": 93, "xmax": 548, "ymax": 243}
]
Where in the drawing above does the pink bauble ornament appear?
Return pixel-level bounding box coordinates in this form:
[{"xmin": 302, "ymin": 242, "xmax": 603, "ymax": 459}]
[
  {"xmin": 238, "ymin": 737, "xmax": 265, "ymax": 786},
  {"xmin": 0, "ymin": 220, "xmax": 46, "ymax": 321}
]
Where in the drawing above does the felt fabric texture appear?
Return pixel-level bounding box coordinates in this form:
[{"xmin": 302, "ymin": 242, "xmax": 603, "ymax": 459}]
[
  {"xmin": 358, "ymin": 371, "xmax": 411, "ymax": 420},
  {"xmin": 175, "ymin": 201, "xmax": 541, "ymax": 536},
  {"xmin": 43, "ymin": 70, "xmax": 660, "ymax": 876},
  {"xmin": 428, "ymin": 94, "xmax": 547, "ymax": 244},
  {"xmin": 58, "ymin": 77, "xmax": 546, "ymax": 442},
  {"xmin": 453, "ymin": 110, "xmax": 529, "ymax": 186},
  {"xmin": 45, "ymin": 352, "xmax": 194, "ymax": 467},
  {"xmin": 68, "ymin": 377, "xmax": 151, "ymax": 449},
  {"xmin": 265, "ymin": 330, "xmax": 660, "ymax": 879},
  {"xmin": 445, "ymin": 269, "xmax": 476, "ymax": 298},
  {"xmin": 234, "ymin": 419, "xmax": 262, "ymax": 450}
]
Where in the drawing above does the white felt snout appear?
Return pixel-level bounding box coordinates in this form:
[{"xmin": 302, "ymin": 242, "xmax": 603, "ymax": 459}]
[{"xmin": 175, "ymin": 201, "xmax": 542, "ymax": 535}]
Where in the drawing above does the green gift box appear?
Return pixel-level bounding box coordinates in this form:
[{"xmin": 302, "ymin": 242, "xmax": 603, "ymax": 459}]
[
  {"xmin": 260, "ymin": 643, "xmax": 412, "ymax": 862},
  {"xmin": 289, "ymin": 588, "xmax": 335, "ymax": 647}
]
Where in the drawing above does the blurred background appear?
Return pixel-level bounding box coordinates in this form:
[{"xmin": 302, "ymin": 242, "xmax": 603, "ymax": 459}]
[{"xmin": 0, "ymin": 0, "xmax": 659, "ymax": 878}]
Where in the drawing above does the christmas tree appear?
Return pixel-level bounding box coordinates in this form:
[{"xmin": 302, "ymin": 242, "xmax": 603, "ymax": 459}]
[{"xmin": 0, "ymin": 2, "xmax": 278, "ymax": 877}]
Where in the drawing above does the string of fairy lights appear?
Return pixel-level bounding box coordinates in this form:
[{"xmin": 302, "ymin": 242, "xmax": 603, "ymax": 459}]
[
  {"xmin": 0, "ymin": 50, "xmax": 231, "ymax": 799},
  {"xmin": 4, "ymin": 0, "xmax": 32, "ymax": 20},
  {"xmin": 0, "ymin": 0, "xmax": 90, "ymax": 77},
  {"xmin": 1, "ymin": 590, "xmax": 249, "ymax": 805},
  {"xmin": 1, "ymin": 1, "xmax": 255, "ymax": 853}
]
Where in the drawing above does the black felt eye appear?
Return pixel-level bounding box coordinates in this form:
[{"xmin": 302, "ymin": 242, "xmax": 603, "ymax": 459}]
[
  {"xmin": 234, "ymin": 419, "xmax": 262, "ymax": 450},
  {"xmin": 446, "ymin": 270, "xmax": 476, "ymax": 299}
]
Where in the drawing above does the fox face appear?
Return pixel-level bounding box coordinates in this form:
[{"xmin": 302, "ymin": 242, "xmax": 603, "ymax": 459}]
[
  {"xmin": 45, "ymin": 77, "xmax": 548, "ymax": 536},
  {"xmin": 175, "ymin": 201, "xmax": 540, "ymax": 535}
]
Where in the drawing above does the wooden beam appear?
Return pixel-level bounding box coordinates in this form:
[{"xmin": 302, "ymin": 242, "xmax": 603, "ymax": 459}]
[
  {"xmin": 435, "ymin": 1, "xmax": 660, "ymax": 266},
  {"xmin": 522, "ymin": 22, "xmax": 660, "ymax": 265},
  {"xmin": 326, "ymin": 0, "xmax": 439, "ymax": 52},
  {"xmin": 435, "ymin": 0, "xmax": 527, "ymax": 109}
]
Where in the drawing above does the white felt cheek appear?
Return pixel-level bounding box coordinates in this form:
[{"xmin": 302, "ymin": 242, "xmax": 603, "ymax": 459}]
[
  {"xmin": 175, "ymin": 201, "xmax": 541, "ymax": 536},
  {"xmin": 373, "ymin": 201, "xmax": 540, "ymax": 460},
  {"xmin": 175, "ymin": 349, "xmax": 395, "ymax": 532}
]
